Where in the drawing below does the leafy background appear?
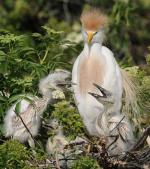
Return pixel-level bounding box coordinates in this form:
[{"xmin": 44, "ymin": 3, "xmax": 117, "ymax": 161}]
[{"xmin": 0, "ymin": 0, "xmax": 149, "ymax": 168}]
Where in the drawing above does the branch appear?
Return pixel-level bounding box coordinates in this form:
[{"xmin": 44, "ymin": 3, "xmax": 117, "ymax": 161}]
[
  {"xmin": 131, "ymin": 125, "xmax": 150, "ymax": 151},
  {"xmin": 110, "ymin": 116, "xmax": 125, "ymax": 133}
]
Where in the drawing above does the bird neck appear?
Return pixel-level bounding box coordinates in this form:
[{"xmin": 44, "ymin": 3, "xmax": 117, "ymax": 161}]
[
  {"xmin": 84, "ymin": 43, "xmax": 102, "ymax": 57},
  {"xmin": 56, "ymin": 126, "xmax": 63, "ymax": 136}
]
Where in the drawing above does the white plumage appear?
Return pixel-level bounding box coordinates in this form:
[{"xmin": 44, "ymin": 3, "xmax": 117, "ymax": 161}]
[
  {"xmin": 4, "ymin": 69, "xmax": 70, "ymax": 146},
  {"xmin": 72, "ymin": 9, "xmax": 135, "ymax": 154},
  {"xmin": 4, "ymin": 97, "xmax": 48, "ymax": 143}
]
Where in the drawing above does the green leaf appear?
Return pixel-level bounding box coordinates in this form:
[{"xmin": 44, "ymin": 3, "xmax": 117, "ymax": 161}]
[
  {"xmin": 15, "ymin": 101, "xmax": 21, "ymax": 116},
  {"xmin": 8, "ymin": 94, "xmax": 34, "ymax": 104},
  {"xmin": 0, "ymin": 95, "xmax": 7, "ymax": 102},
  {"xmin": 32, "ymin": 33, "xmax": 42, "ymax": 38}
]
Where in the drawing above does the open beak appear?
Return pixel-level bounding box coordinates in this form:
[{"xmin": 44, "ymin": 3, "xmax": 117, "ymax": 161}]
[
  {"xmin": 87, "ymin": 31, "xmax": 94, "ymax": 43},
  {"xmin": 88, "ymin": 84, "xmax": 113, "ymax": 104},
  {"xmin": 57, "ymin": 81, "xmax": 77, "ymax": 89},
  {"xmin": 93, "ymin": 83, "xmax": 112, "ymax": 97},
  {"xmin": 88, "ymin": 92, "xmax": 101, "ymax": 100}
]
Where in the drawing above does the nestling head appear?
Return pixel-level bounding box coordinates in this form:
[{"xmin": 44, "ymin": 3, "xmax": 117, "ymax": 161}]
[
  {"xmin": 80, "ymin": 8, "xmax": 107, "ymax": 45},
  {"xmin": 39, "ymin": 69, "xmax": 71, "ymax": 97}
]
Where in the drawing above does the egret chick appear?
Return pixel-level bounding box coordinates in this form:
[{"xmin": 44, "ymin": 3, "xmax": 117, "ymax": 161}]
[
  {"xmin": 4, "ymin": 69, "xmax": 71, "ymax": 147},
  {"xmin": 89, "ymin": 84, "xmax": 134, "ymax": 154},
  {"xmin": 46, "ymin": 119, "xmax": 68, "ymax": 155}
]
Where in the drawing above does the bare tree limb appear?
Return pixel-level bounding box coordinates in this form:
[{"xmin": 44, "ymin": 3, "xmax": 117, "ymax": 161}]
[{"xmin": 131, "ymin": 125, "xmax": 150, "ymax": 151}]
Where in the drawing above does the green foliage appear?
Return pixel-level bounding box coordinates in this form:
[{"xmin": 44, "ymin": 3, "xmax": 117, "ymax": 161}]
[
  {"xmin": 51, "ymin": 100, "xmax": 85, "ymax": 139},
  {"xmin": 108, "ymin": 0, "xmax": 133, "ymax": 66},
  {"xmin": 0, "ymin": 0, "xmax": 149, "ymax": 65},
  {"xmin": 125, "ymin": 66, "xmax": 150, "ymax": 128},
  {"xmin": 0, "ymin": 27, "xmax": 79, "ymax": 136},
  {"xmin": 72, "ymin": 156, "xmax": 100, "ymax": 169},
  {"xmin": 0, "ymin": 140, "xmax": 30, "ymax": 169},
  {"xmin": 0, "ymin": 1, "xmax": 149, "ymax": 168},
  {"xmin": 46, "ymin": 17, "xmax": 71, "ymax": 32},
  {"xmin": 146, "ymin": 47, "xmax": 150, "ymax": 65},
  {"xmin": 0, "ymin": 140, "xmax": 51, "ymax": 169}
]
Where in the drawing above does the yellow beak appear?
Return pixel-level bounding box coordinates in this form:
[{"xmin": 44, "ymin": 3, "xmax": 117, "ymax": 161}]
[{"xmin": 87, "ymin": 31, "xmax": 94, "ymax": 43}]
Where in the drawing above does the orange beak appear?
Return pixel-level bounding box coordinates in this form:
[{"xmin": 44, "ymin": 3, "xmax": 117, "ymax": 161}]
[{"xmin": 87, "ymin": 31, "xmax": 94, "ymax": 43}]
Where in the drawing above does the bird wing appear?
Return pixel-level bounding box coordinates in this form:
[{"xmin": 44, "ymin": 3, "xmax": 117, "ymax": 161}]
[
  {"xmin": 72, "ymin": 53, "xmax": 81, "ymax": 84},
  {"xmin": 12, "ymin": 104, "xmax": 37, "ymax": 130},
  {"xmin": 72, "ymin": 52, "xmax": 82, "ymax": 106},
  {"xmin": 12, "ymin": 97, "xmax": 48, "ymax": 130},
  {"xmin": 33, "ymin": 97, "xmax": 49, "ymax": 114},
  {"xmin": 101, "ymin": 46, "xmax": 114, "ymax": 60}
]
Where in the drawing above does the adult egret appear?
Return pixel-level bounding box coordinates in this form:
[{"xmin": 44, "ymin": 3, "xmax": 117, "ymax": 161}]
[{"xmin": 72, "ymin": 9, "xmax": 138, "ymax": 154}]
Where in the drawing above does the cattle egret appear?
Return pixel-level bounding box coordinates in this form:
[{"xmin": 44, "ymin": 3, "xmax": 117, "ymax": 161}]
[
  {"xmin": 46, "ymin": 119, "xmax": 68, "ymax": 155},
  {"xmin": 72, "ymin": 9, "xmax": 137, "ymax": 154},
  {"xmin": 89, "ymin": 84, "xmax": 134, "ymax": 154},
  {"xmin": 4, "ymin": 69, "xmax": 71, "ymax": 147}
]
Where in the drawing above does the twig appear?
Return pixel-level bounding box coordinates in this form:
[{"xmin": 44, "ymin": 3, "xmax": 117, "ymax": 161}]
[
  {"xmin": 15, "ymin": 111, "xmax": 42, "ymax": 148},
  {"xmin": 107, "ymin": 135, "xmax": 119, "ymax": 150},
  {"xmin": 110, "ymin": 116, "xmax": 125, "ymax": 133},
  {"xmin": 17, "ymin": 113, "xmax": 34, "ymax": 140},
  {"xmin": 65, "ymin": 141, "xmax": 87, "ymax": 148},
  {"xmin": 131, "ymin": 125, "xmax": 150, "ymax": 151}
]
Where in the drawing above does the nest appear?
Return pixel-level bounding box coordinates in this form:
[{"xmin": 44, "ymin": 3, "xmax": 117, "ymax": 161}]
[
  {"xmin": 44, "ymin": 126, "xmax": 150, "ymax": 169},
  {"xmin": 89, "ymin": 126, "xmax": 150, "ymax": 169}
]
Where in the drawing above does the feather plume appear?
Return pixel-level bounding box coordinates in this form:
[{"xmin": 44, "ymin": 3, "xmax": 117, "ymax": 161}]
[
  {"xmin": 80, "ymin": 8, "xmax": 107, "ymax": 31},
  {"xmin": 120, "ymin": 69, "xmax": 141, "ymax": 122}
]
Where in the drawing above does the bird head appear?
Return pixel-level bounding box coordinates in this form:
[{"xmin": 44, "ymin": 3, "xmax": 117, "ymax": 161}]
[
  {"xmin": 80, "ymin": 9, "xmax": 107, "ymax": 45},
  {"xmin": 53, "ymin": 69, "xmax": 71, "ymax": 90},
  {"xmin": 39, "ymin": 69, "xmax": 71, "ymax": 97},
  {"xmin": 88, "ymin": 83, "xmax": 114, "ymax": 107}
]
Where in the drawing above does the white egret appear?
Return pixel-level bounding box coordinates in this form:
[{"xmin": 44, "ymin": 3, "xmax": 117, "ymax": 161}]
[{"xmin": 72, "ymin": 9, "xmax": 138, "ymax": 154}]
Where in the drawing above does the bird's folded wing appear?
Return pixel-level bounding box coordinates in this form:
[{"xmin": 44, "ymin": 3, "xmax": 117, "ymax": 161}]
[{"xmin": 12, "ymin": 105, "xmax": 37, "ymax": 129}]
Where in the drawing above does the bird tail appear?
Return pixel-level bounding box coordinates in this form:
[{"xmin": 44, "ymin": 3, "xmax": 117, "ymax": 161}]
[{"xmin": 120, "ymin": 68, "xmax": 141, "ymax": 122}]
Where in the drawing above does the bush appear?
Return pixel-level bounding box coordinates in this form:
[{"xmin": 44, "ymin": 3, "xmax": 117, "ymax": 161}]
[
  {"xmin": 51, "ymin": 100, "xmax": 85, "ymax": 140},
  {"xmin": 0, "ymin": 27, "xmax": 79, "ymax": 136},
  {"xmin": 0, "ymin": 140, "xmax": 30, "ymax": 169}
]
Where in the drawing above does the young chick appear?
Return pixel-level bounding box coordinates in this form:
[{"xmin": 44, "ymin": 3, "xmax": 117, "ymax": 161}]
[
  {"xmin": 4, "ymin": 69, "xmax": 71, "ymax": 147},
  {"xmin": 89, "ymin": 84, "xmax": 134, "ymax": 155},
  {"xmin": 46, "ymin": 119, "xmax": 68, "ymax": 155}
]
